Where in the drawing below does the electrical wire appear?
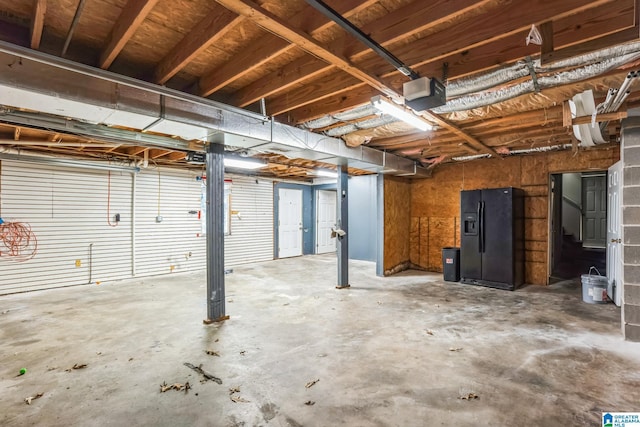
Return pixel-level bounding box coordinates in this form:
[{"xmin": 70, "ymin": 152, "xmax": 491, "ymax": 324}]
[
  {"xmin": 0, "ymin": 221, "xmax": 38, "ymax": 261},
  {"xmin": 107, "ymin": 170, "xmax": 118, "ymax": 227}
]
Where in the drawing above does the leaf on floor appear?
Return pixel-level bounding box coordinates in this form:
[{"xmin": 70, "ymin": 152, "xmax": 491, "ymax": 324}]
[
  {"xmin": 305, "ymin": 379, "xmax": 320, "ymax": 389},
  {"xmin": 449, "ymin": 348, "xmax": 463, "ymax": 352},
  {"xmin": 426, "ymin": 330, "xmax": 434, "ymax": 335},
  {"xmin": 24, "ymin": 392, "xmax": 44, "ymax": 405},
  {"xmin": 230, "ymin": 394, "xmax": 250, "ymax": 403},
  {"xmin": 304, "ymin": 400, "xmax": 315, "ymax": 406},
  {"xmin": 65, "ymin": 363, "xmax": 87, "ymax": 371},
  {"xmin": 229, "ymin": 387, "xmax": 240, "ymax": 394},
  {"xmin": 239, "ymin": 351, "xmax": 246, "ymax": 356},
  {"xmin": 214, "ymin": 339, "xmax": 219, "ymax": 343},
  {"xmin": 459, "ymin": 393, "xmax": 479, "ymax": 400},
  {"xmin": 160, "ymin": 381, "xmax": 191, "ymax": 393},
  {"xmin": 205, "ymin": 350, "xmax": 220, "ymax": 357}
]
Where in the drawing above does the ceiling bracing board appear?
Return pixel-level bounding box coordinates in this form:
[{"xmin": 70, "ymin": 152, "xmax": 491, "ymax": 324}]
[{"xmin": 30, "ymin": 0, "xmax": 46, "ymax": 49}]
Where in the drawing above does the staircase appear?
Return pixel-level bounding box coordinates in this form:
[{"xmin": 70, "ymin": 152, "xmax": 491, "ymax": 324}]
[{"xmin": 553, "ymin": 232, "xmax": 606, "ymax": 279}]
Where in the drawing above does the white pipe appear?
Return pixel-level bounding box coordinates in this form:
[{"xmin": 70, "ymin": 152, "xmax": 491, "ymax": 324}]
[{"xmin": 608, "ymin": 72, "xmax": 635, "ymax": 110}]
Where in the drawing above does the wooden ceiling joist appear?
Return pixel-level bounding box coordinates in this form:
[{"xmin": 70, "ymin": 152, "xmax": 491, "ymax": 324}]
[
  {"xmin": 541, "ymin": 0, "xmax": 639, "ymax": 65},
  {"xmin": 280, "ymin": 0, "xmax": 622, "ymax": 122},
  {"xmin": 99, "ymin": 0, "xmax": 160, "ymax": 69},
  {"xmin": 213, "ymin": 0, "xmax": 397, "ymax": 99},
  {"xmin": 423, "ymin": 112, "xmax": 501, "ymax": 158},
  {"xmin": 230, "ymin": 0, "xmax": 482, "ymax": 108},
  {"xmin": 165, "ymin": 151, "xmax": 186, "ymax": 162},
  {"xmin": 153, "ymin": 6, "xmax": 242, "ymax": 85},
  {"xmin": 149, "ymin": 148, "xmax": 171, "ymax": 159},
  {"xmin": 29, "ymin": 0, "xmax": 46, "ymax": 50},
  {"xmin": 198, "ymin": 0, "xmax": 375, "ymax": 97}
]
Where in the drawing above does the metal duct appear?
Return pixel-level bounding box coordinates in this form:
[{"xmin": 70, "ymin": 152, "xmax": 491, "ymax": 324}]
[
  {"xmin": 299, "ymin": 42, "xmax": 640, "ymax": 133},
  {"xmin": 538, "ymin": 41, "xmax": 640, "ymax": 71},
  {"xmin": 326, "ymin": 124, "xmax": 359, "ymax": 137},
  {"xmin": 435, "ymin": 53, "xmax": 640, "ymax": 113},
  {"xmin": 447, "ymin": 41, "xmax": 640, "ymax": 99},
  {"xmin": 333, "ymin": 104, "xmax": 377, "ymax": 121},
  {"xmin": 446, "ymin": 64, "xmax": 530, "ymax": 97},
  {"xmin": 0, "ymin": 41, "xmax": 432, "ymax": 178},
  {"xmin": 304, "ymin": 115, "xmax": 339, "ymax": 129}
]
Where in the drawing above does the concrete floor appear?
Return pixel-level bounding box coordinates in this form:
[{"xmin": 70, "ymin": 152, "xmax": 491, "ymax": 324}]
[{"xmin": 1, "ymin": 255, "xmax": 639, "ymax": 427}]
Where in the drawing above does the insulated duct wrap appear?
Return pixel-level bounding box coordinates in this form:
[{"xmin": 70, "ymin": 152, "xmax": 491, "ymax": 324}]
[{"xmin": 435, "ymin": 53, "xmax": 640, "ymax": 113}]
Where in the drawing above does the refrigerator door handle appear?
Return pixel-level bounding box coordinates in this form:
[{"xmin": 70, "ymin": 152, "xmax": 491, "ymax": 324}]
[
  {"xmin": 477, "ymin": 201, "xmax": 482, "ymax": 252},
  {"xmin": 479, "ymin": 201, "xmax": 485, "ymax": 253}
]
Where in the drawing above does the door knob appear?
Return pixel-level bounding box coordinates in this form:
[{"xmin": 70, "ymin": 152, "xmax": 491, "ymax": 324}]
[{"xmin": 611, "ymin": 238, "xmax": 622, "ymax": 243}]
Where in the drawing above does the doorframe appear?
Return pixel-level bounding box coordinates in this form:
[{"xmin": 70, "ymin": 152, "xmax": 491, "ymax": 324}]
[
  {"xmin": 547, "ymin": 169, "xmax": 608, "ymax": 283},
  {"xmin": 276, "ymin": 187, "xmax": 303, "ymax": 258},
  {"xmin": 315, "ymin": 189, "xmax": 337, "ymax": 254}
]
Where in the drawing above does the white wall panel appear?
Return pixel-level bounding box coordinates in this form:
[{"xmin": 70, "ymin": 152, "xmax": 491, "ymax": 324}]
[
  {"xmin": 0, "ymin": 162, "xmax": 275, "ymax": 295},
  {"xmin": 133, "ymin": 167, "xmax": 205, "ymax": 277},
  {"xmin": 225, "ymin": 174, "xmax": 274, "ymax": 266},
  {"xmin": 0, "ymin": 161, "xmax": 132, "ymax": 294}
]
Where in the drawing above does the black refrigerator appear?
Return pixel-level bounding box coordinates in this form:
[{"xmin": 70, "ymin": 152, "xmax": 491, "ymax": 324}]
[{"xmin": 460, "ymin": 187, "xmax": 524, "ymax": 290}]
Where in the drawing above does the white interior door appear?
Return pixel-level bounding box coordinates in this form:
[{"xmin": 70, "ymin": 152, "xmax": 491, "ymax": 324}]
[
  {"xmin": 606, "ymin": 161, "xmax": 623, "ymax": 306},
  {"xmin": 278, "ymin": 188, "xmax": 303, "ymax": 258},
  {"xmin": 316, "ymin": 190, "xmax": 337, "ymax": 254}
]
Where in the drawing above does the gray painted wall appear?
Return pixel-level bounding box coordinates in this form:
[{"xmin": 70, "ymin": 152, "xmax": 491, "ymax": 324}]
[
  {"xmin": 348, "ymin": 175, "xmax": 378, "ymax": 262},
  {"xmin": 273, "ymin": 176, "xmax": 378, "ymax": 261}
]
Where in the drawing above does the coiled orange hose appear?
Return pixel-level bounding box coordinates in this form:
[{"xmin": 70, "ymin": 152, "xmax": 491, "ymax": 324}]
[{"xmin": 0, "ymin": 221, "xmax": 38, "ymax": 262}]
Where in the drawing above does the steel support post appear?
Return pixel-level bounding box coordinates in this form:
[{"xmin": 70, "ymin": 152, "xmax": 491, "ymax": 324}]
[
  {"xmin": 204, "ymin": 143, "xmax": 228, "ymax": 323},
  {"xmin": 336, "ymin": 164, "xmax": 350, "ymax": 288}
]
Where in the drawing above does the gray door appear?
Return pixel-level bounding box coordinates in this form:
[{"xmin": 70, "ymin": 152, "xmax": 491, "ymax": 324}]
[{"xmin": 582, "ymin": 175, "xmax": 607, "ymax": 248}]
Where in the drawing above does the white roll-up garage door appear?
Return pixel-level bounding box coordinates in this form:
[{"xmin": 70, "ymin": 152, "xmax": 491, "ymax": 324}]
[{"xmin": 0, "ymin": 160, "xmax": 132, "ymax": 294}]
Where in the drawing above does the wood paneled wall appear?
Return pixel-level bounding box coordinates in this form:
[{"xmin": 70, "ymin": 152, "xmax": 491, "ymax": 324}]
[
  {"xmin": 408, "ymin": 147, "xmax": 620, "ymax": 285},
  {"xmin": 383, "ymin": 175, "xmax": 412, "ymax": 274}
]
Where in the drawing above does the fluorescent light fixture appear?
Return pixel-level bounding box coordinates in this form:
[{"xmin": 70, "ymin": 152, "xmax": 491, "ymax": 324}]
[
  {"xmin": 371, "ymin": 95, "xmax": 433, "ymax": 131},
  {"xmin": 223, "ymin": 157, "xmax": 265, "ymax": 170},
  {"xmin": 315, "ymin": 169, "xmax": 338, "ymax": 178}
]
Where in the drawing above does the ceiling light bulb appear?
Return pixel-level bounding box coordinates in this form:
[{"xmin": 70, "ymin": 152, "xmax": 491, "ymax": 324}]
[
  {"xmin": 371, "ymin": 96, "xmax": 433, "ymax": 131},
  {"xmin": 223, "ymin": 157, "xmax": 265, "ymax": 170}
]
